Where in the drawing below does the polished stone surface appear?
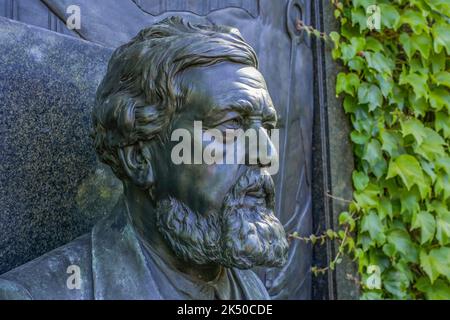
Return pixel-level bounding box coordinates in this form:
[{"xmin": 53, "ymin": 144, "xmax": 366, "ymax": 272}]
[{"xmin": 0, "ymin": 17, "xmax": 121, "ymax": 275}]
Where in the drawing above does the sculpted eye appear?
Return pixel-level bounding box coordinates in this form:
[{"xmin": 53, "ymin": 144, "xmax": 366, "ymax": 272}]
[{"xmin": 218, "ymin": 117, "xmax": 243, "ymax": 130}]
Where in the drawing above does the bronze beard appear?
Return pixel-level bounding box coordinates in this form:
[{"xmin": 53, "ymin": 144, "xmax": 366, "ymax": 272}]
[{"xmin": 155, "ymin": 168, "xmax": 289, "ymax": 269}]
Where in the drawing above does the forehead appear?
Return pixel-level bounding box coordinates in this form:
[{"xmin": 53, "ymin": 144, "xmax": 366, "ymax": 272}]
[{"xmin": 179, "ymin": 62, "xmax": 275, "ymax": 116}]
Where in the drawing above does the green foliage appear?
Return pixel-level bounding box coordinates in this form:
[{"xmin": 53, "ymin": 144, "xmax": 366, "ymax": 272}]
[{"xmin": 332, "ymin": 0, "xmax": 450, "ymax": 299}]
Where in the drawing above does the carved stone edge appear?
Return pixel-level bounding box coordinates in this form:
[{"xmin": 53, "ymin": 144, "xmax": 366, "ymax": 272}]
[{"xmin": 311, "ymin": 0, "xmax": 360, "ymax": 300}]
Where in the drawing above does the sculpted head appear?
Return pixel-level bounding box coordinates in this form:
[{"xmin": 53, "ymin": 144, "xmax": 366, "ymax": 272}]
[{"xmin": 92, "ymin": 17, "xmax": 288, "ymax": 269}]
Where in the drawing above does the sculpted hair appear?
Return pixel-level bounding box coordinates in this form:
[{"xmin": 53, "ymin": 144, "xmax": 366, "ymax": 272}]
[{"xmin": 92, "ymin": 16, "xmax": 258, "ymax": 180}]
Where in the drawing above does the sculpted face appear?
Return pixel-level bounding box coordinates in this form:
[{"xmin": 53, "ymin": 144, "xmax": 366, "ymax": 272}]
[
  {"xmin": 154, "ymin": 62, "xmax": 278, "ymax": 214},
  {"xmin": 150, "ymin": 62, "xmax": 289, "ymax": 269}
]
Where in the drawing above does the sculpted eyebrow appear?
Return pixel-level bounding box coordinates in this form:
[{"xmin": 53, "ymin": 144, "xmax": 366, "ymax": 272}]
[
  {"xmin": 226, "ymin": 99, "xmax": 260, "ymax": 115},
  {"xmin": 209, "ymin": 101, "xmax": 253, "ymax": 118},
  {"xmin": 205, "ymin": 108, "xmax": 244, "ymax": 126}
]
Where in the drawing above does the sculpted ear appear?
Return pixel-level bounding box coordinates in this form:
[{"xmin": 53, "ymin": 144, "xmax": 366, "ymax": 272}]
[{"xmin": 117, "ymin": 142, "xmax": 155, "ymax": 189}]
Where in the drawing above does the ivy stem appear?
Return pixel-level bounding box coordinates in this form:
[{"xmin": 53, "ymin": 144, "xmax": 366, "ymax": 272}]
[{"xmin": 325, "ymin": 192, "xmax": 353, "ymax": 203}]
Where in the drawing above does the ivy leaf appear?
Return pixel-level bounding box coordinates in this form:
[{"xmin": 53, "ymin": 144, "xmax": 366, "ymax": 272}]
[
  {"xmin": 378, "ymin": 197, "xmax": 393, "ymax": 220},
  {"xmin": 383, "ymin": 270, "xmax": 410, "ymax": 299},
  {"xmin": 380, "ymin": 130, "xmax": 403, "ymax": 157},
  {"xmin": 411, "ymin": 33, "xmax": 432, "ymax": 59},
  {"xmin": 354, "ymin": 184, "xmax": 380, "ymax": 209},
  {"xmin": 351, "ymin": 7, "xmax": 369, "ymax": 33},
  {"xmin": 435, "ymin": 112, "xmax": 450, "ymax": 139},
  {"xmin": 432, "ymin": 21, "xmax": 450, "ymax": 55},
  {"xmin": 341, "ymin": 22, "xmax": 362, "ymax": 41},
  {"xmin": 431, "ymin": 51, "xmax": 446, "ymax": 73},
  {"xmin": 424, "ymin": 0, "xmax": 450, "ymax": 17},
  {"xmin": 353, "ymin": 111, "xmax": 376, "ymax": 136},
  {"xmin": 372, "ymin": 160, "xmax": 388, "ymax": 179},
  {"xmin": 352, "ymin": 0, "xmax": 375, "ymax": 10},
  {"xmin": 387, "ymin": 155, "xmax": 429, "ymax": 198},
  {"xmin": 363, "ymin": 139, "xmax": 387, "ymax": 177},
  {"xmin": 387, "ymin": 229, "xmax": 418, "ymax": 263},
  {"xmin": 428, "ymin": 200, "xmax": 448, "ymax": 217},
  {"xmin": 399, "ymin": 9, "xmax": 429, "ymax": 34},
  {"xmin": 420, "ymin": 159, "xmax": 437, "ymax": 183},
  {"xmin": 400, "ymin": 33, "xmax": 413, "ymax": 59},
  {"xmin": 339, "ymin": 211, "xmax": 355, "ymax": 231},
  {"xmin": 360, "ymin": 291, "xmax": 384, "ymax": 300},
  {"xmin": 365, "ymin": 52, "xmax": 394, "ymax": 76},
  {"xmin": 429, "ymin": 88, "xmax": 450, "ymax": 112},
  {"xmin": 400, "ymin": 118, "xmax": 427, "ymax": 145},
  {"xmin": 348, "ymin": 56, "xmax": 366, "ymax": 72},
  {"xmin": 359, "ymin": 233, "xmax": 374, "ymax": 251},
  {"xmin": 389, "ymin": 84, "xmax": 406, "ymax": 109},
  {"xmin": 375, "ymin": 74, "xmax": 393, "ymax": 98},
  {"xmin": 352, "ymin": 171, "xmax": 369, "ymax": 191},
  {"xmin": 400, "ymin": 187, "xmax": 421, "ymax": 215},
  {"xmin": 365, "ymin": 37, "xmax": 384, "ymax": 52},
  {"xmin": 414, "ymin": 128, "xmax": 446, "ymax": 161},
  {"xmin": 371, "ymin": 252, "xmax": 390, "ymax": 272},
  {"xmin": 409, "ymin": 57, "xmax": 428, "ymax": 75},
  {"xmin": 420, "ymin": 251, "xmax": 439, "ymax": 283},
  {"xmin": 361, "ymin": 211, "xmax": 385, "ymax": 243},
  {"xmin": 436, "ymin": 157, "xmax": 450, "ymax": 176},
  {"xmin": 336, "ymin": 72, "xmax": 360, "ymax": 97},
  {"xmin": 379, "ymin": 4, "xmax": 400, "ymax": 29},
  {"xmin": 428, "ymin": 281, "xmax": 450, "ymax": 299},
  {"xmin": 435, "ymin": 209, "xmax": 450, "ymax": 246},
  {"xmin": 397, "ymin": 260, "xmax": 415, "ymax": 283},
  {"xmin": 329, "ymin": 31, "xmax": 340, "ymax": 48},
  {"xmin": 411, "ymin": 211, "xmax": 436, "ymax": 244},
  {"xmin": 341, "ymin": 45, "xmax": 355, "ymax": 63},
  {"xmin": 409, "ymin": 0, "xmax": 432, "ymax": 16},
  {"xmin": 433, "ymin": 71, "xmax": 450, "ymax": 88},
  {"xmin": 429, "ymin": 247, "xmax": 450, "ymax": 281},
  {"xmin": 382, "ymin": 243, "xmax": 396, "ymax": 258},
  {"xmin": 435, "ymin": 172, "xmax": 450, "ymax": 201},
  {"xmin": 332, "ymin": 47, "xmax": 341, "ymax": 60},
  {"xmin": 409, "ymin": 95, "xmax": 429, "ymax": 117},
  {"xmin": 399, "ymin": 71, "xmax": 429, "ymax": 100},
  {"xmin": 401, "ymin": 32, "xmax": 431, "ymax": 60},
  {"xmin": 341, "ymin": 37, "xmax": 366, "ymax": 62},
  {"xmin": 357, "ymin": 83, "xmax": 383, "ymax": 111},
  {"xmin": 416, "ymin": 277, "xmax": 450, "ymax": 300},
  {"xmin": 351, "ymin": 131, "xmax": 370, "ymax": 145},
  {"xmin": 343, "ymin": 96, "xmax": 358, "ymax": 114}
]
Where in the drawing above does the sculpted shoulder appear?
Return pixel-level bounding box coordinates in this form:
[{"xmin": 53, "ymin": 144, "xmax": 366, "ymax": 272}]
[{"xmin": 0, "ymin": 234, "xmax": 93, "ymax": 300}]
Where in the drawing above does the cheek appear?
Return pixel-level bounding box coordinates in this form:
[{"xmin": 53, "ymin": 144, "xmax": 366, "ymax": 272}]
[
  {"xmin": 161, "ymin": 123, "xmax": 243, "ymax": 214},
  {"xmin": 170, "ymin": 163, "xmax": 241, "ymax": 215}
]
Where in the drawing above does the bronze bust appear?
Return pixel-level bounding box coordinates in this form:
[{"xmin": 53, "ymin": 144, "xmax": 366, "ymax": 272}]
[{"xmin": 0, "ymin": 17, "xmax": 288, "ymax": 300}]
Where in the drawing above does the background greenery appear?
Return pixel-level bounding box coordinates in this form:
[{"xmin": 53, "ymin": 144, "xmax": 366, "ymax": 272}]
[{"xmin": 329, "ymin": 0, "xmax": 450, "ymax": 299}]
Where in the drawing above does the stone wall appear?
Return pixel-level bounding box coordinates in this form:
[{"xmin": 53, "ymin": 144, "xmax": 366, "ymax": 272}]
[{"xmin": 0, "ymin": 17, "xmax": 121, "ymax": 274}]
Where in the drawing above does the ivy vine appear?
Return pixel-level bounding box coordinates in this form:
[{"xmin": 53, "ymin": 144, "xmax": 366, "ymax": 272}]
[{"xmin": 328, "ymin": 0, "xmax": 450, "ymax": 299}]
